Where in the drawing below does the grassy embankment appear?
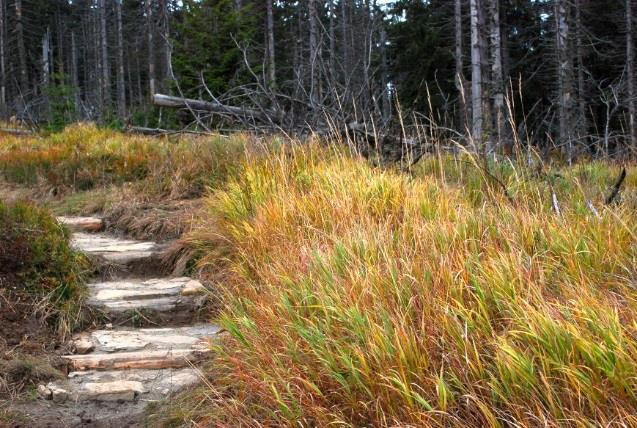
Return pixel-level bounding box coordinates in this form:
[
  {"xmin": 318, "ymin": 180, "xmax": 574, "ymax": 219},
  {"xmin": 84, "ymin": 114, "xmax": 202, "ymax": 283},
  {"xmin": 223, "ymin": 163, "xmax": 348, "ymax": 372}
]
[{"xmin": 3, "ymin": 125, "xmax": 637, "ymax": 426}]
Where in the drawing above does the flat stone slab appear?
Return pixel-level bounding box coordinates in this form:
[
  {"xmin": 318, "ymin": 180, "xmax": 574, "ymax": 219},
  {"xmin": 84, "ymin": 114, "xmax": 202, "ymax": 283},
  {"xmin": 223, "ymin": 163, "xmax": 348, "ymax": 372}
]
[
  {"xmin": 87, "ymin": 277, "xmax": 207, "ymax": 313},
  {"xmin": 41, "ymin": 367, "xmax": 200, "ymax": 403},
  {"xmin": 71, "ymin": 325, "xmax": 220, "ymax": 354},
  {"xmin": 71, "ymin": 232, "xmax": 161, "ymax": 264},
  {"xmin": 63, "ymin": 348, "xmax": 211, "ymax": 371},
  {"xmin": 57, "ymin": 216, "xmax": 104, "ymax": 232}
]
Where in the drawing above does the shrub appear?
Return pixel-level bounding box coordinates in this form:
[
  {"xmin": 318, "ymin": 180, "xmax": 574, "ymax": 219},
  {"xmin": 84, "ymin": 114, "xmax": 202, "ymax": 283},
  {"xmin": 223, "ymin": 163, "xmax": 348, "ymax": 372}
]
[{"xmin": 0, "ymin": 200, "xmax": 88, "ymax": 336}]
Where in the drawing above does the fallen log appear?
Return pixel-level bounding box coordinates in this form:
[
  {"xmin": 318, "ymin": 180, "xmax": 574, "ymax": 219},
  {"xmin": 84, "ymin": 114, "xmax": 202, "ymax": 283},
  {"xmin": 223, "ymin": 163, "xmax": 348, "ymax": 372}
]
[
  {"xmin": 0, "ymin": 127, "xmax": 34, "ymax": 136},
  {"xmin": 153, "ymin": 93, "xmax": 278, "ymax": 124},
  {"xmin": 125, "ymin": 125, "xmax": 214, "ymax": 136}
]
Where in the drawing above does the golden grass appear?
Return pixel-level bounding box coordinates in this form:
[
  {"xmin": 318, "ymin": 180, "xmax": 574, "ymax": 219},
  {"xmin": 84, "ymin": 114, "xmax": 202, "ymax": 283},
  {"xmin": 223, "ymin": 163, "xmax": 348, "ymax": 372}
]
[
  {"xmin": 180, "ymin": 145, "xmax": 637, "ymax": 427},
  {"xmin": 5, "ymin": 125, "xmax": 637, "ymax": 425}
]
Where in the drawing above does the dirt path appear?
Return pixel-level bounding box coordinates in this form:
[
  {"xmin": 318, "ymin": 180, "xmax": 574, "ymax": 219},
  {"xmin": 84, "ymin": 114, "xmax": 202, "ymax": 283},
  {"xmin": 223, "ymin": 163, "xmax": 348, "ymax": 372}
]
[{"xmin": 9, "ymin": 217, "xmax": 217, "ymax": 427}]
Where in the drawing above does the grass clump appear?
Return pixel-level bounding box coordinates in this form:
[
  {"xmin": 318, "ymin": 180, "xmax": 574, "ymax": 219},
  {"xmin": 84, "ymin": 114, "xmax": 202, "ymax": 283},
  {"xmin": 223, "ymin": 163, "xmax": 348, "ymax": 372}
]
[
  {"xmin": 177, "ymin": 146, "xmax": 637, "ymax": 427},
  {"xmin": 0, "ymin": 200, "xmax": 88, "ymax": 336}
]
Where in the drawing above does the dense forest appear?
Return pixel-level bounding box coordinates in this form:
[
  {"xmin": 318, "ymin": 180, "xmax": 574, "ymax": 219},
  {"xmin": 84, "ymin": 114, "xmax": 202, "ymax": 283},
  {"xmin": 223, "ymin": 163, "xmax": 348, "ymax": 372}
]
[{"xmin": 0, "ymin": 0, "xmax": 636, "ymax": 159}]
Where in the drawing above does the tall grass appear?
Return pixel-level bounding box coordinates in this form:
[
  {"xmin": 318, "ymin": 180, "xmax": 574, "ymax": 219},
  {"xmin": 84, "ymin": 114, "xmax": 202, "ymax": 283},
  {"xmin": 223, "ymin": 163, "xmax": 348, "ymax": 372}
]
[
  {"xmin": 181, "ymin": 145, "xmax": 637, "ymax": 426},
  {"xmin": 0, "ymin": 123, "xmax": 249, "ymax": 198}
]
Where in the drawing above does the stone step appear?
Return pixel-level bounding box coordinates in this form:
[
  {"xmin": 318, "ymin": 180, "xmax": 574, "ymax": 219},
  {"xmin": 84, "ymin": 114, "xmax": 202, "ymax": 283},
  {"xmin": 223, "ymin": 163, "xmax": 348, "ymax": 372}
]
[
  {"xmin": 57, "ymin": 216, "xmax": 105, "ymax": 233},
  {"xmin": 72, "ymin": 232, "xmax": 162, "ymax": 264},
  {"xmin": 70, "ymin": 325, "xmax": 221, "ymax": 354},
  {"xmin": 71, "ymin": 232, "xmax": 170, "ymax": 278},
  {"xmin": 39, "ymin": 367, "xmax": 201, "ymax": 403},
  {"xmin": 63, "ymin": 324, "xmax": 220, "ymax": 371},
  {"xmin": 87, "ymin": 277, "xmax": 207, "ymax": 323}
]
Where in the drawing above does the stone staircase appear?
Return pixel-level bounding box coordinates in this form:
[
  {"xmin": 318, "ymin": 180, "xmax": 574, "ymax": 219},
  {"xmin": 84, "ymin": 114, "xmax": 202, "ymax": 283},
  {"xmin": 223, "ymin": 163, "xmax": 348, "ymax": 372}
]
[{"xmin": 33, "ymin": 216, "xmax": 218, "ymax": 425}]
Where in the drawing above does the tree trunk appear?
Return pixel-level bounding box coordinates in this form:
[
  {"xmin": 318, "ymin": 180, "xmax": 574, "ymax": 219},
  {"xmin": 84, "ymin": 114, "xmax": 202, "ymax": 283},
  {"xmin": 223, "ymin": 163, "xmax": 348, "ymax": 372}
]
[
  {"xmin": 575, "ymin": 0, "xmax": 587, "ymax": 138},
  {"xmin": 455, "ymin": 0, "xmax": 466, "ymax": 133},
  {"xmin": 16, "ymin": 0, "xmax": 28, "ymax": 96},
  {"xmin": 308, "ymin": 0, "xmax": 319, "ymax": 105},
  {"xmin": 71, "ymin": 31, "xmax": 80, "ymax": 114},
  {"xmin": 42, "ymin": 27, "xmax": 51, "ymax": 88},
  {"xmin": 115, "ymin": 0, "xmax": 126, "ymax": 118},
  {"xmin": 555, "ymin": 0, "xmax": 574, "ymax": 161},
  {"xmin": 627, "ymin": 0, "xmax": 636, "ymax": 150},
  {"xmin": 380, "ymin": 25, "xmax": 391, "ymax": 123},
  {"xmin": 266, "ymin": 0, "xmax": 276, "ymax": 87},
  {"xmin": 489, "ymin": 0, "xmax": 504, "ymax": 151},
  {"xmin": 329, "ymin": 0, "xmax": 336, "ymax": 83},
  {"xmin": 470, "ymin": 0, "xmax": 483, "ymax": 147},
  {"xmin": 147, "ymin": 0, "xmax": 156, "ymax": 98},
  {"xmin": 0, "ymin": 0, "xmax": 6, "ymax": 111},
  {"xmin": 100, "ymin": 0, "xmax": 111, "ymax": 110}
]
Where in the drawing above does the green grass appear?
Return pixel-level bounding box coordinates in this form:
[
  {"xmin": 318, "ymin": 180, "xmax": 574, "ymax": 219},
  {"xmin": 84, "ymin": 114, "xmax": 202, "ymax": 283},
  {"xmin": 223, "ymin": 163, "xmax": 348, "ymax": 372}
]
[{"xmin": 0, "ymin": 200, "xmax": 89, "ymax": 336}]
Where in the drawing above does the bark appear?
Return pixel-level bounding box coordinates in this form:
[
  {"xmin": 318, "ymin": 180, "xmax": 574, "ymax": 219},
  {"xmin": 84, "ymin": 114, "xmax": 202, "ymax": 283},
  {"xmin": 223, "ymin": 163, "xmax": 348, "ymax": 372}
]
[
  {"xmin": 470, "ymin": 0, "xmax": 483, "ymax": 146},
  {"xmin": 152, "ymin": 93, "xmax": 278, "ymax": 124},
  {"xmin": 100, "ymin": 0, "xmax": 111, "ymax": 109},
  {"xmin": 575, "ymin": 0, "xmax": 587, "ymax": 136},
  {"xmin": 266, "ymin": 0, "xmax": 276, "ymax": 87},
  {"xmin": 115, "ymin": 0, "xmax": 126, "ymax": 117},
  {"xmin": 308, "ymin": 0, "xmax": 319, "ymax": 105},
  {"xmin": 627, "ymin": 0, "xmax": 636, "ymax": 149},
  {"xmin": 147, "ymin": 0, "xmax": 156, "ymax": 97},
  {"xmin": 16, "ymin": 0, "xmax": 28, "ymax": 95},
  {"xmin": 380, "ymin": 25, "xmax": 391, "ymax": 123},
  {"xmin": 0, "ymin": 0, "xmax": 6, "ymax": 110},
  {"xmin": 329, "ymin": 0, "xmax": 336, "ymax": 82},
  {"xmin": 489, "ymin": 0, "xmax": 504, "ymax": 150},
  {"xmin": 71, "ymin": 31, "xmax": 80, "ymax": 112},
  {"xmin": 555, "ymin": 0, "xmax": 574, "ymax": 161},
  {"xmin": 455, "ymin": 0, "xmax": 466, "ymax": 133},
  {"xmin": 42, "ymin": 27, "xmax": 51, "ymax": 88}
]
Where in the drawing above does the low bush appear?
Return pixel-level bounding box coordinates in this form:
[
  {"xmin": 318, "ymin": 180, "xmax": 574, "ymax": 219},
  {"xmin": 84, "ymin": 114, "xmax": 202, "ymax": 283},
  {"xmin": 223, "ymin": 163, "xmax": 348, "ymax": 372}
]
[{"xmin": 0, "ymin": 200, "xmax": 88, "ymax": 336}]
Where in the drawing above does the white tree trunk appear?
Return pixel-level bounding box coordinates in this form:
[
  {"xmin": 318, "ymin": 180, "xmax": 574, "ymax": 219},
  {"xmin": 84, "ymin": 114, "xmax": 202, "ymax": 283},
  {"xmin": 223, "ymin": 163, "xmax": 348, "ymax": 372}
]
[
  {"xmin": 489, "ymin": 0, "xmax": 504, "ymax": 151},
  {"xmin": 470, "ymin": 0, "xmax": 483, "ymax": 147},
  {"xmin": 556, "ymin": 0, "xmax": 574, "ymax": 161},
  {"xmin": 42, "ymin": 27, "xmax": 50, "ymax": 88}
]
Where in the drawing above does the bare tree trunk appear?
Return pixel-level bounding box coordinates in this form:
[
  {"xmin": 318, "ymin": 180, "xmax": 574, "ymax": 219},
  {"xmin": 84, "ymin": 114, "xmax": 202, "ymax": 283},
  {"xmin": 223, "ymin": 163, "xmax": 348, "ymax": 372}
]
[
  {"xmin": 71, "ymin": 31, "xmax": 80, "ymax": 113},
  {"xmin": 555, "ymin": 0, "xmax": 574, "ymax": 162},
  {"xmin": 455, "ymin": 0, "xmax": 466, "ymax": 133},
  {"xmin": 159, "ymin": 0, "xmax": 172, "ymax": 89},
  {"xmin": 308, "ymin": 0, "xmax": 319, "ymax": 105},
  {"xmin": 575, "ymin": 0, "xmax": 587, "ymax": 138},
  {"xmin": 489, "ymin": 0, "xmax": 504, "ymax": 151},
  {"xmin": 470, "ymin": 0, "xmax": 483, "ymax": 147},
  {"xmin": 380, "ymin": 25, "xmax": 391, "ymax": 123},
  {"xmin": 266, "ymin": 0, "xmax": 276, "ymax": 87},
  {"xmin": 100, "ymin": 0, "xmax": 111, "ymax": 110},
  {"xmin": 329, "ymin": 0, "xmax": 336, "ymax": 83},
  {"xmin": 146, "ymin": 0, "xmax": 156, "ymax": 98},
  {"xmin": 627, "ymin": 0, "xmax": 636, "ymax": 150},
  {"xmin": 0, "ymin": 0, "xmax": 6, "ymax": 111},
  {"xmin": 42, "ymin": 27, "xmax": 51, "ymax": 88},
  {"xmin": 16, "ymin": 0, "xmax": 28, "ymax": 96},
  {"xmin": 115, "ymin": 0, "xmax": 126, "ymax": 118}
]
